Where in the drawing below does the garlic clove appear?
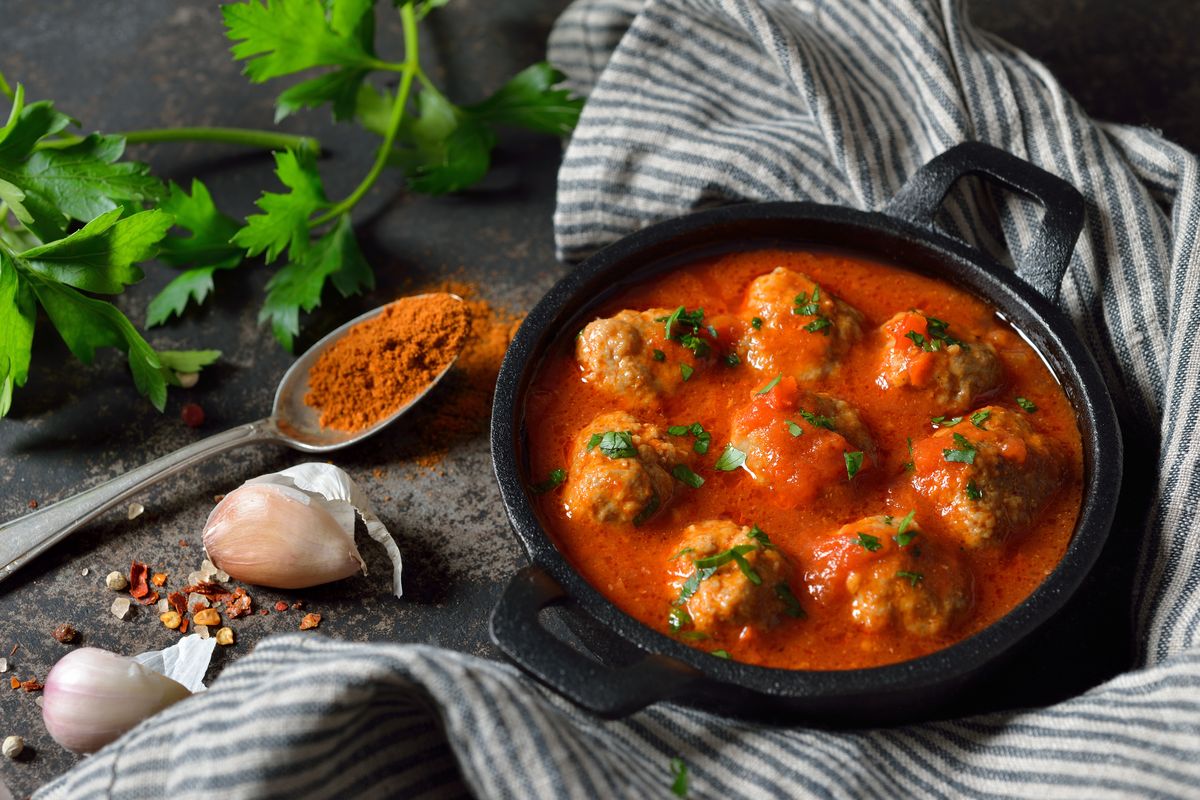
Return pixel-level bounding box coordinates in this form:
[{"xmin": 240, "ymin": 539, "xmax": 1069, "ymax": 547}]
[
  {"xmin": 202, "ymin": 482, "xmax": 367, "ymax": 589},
  {"xmin": 42, "ymin": 648, "xmax": 191, "ymax": 754}
]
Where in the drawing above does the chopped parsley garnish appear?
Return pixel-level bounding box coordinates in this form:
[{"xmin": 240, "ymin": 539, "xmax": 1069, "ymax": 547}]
[
  {"xmin": 680, "ymin": 363, "xmax": 694, "ymax": 381},
  {"xmin": 799, "ymin": 408, "xmax": 836, "ymax": 430},
  {"xmin": 714, "ymin": 443, "xmax": 747, "ymax": 471},
  {"xmin": 971, "ymin": 410, "xmax": 991, "ymax": 429},
  {"xmin": 966, "ymin": 480, "xmax": 983, "ymax": 500},
  {"xmin": 756, "ymin": 373, "xmax": 783, "ymax": 395},
  {"xmin": 746, "ymin": 524, "xmax": 775, "ymax": 549},
  {"xmin": 672, "ymin": 464, "xmax": 705, "ymax": 489},
  {"xmin": 678, "ymin": 631, "xmax": 709, "ymax": 641},
  {"xmin": 724, "ymin": 353, "xmax": 740, "ymax": 367},
  {"xmin": 856, "ymin": 532, "xmax": 882, "ymax": 552},
  {"xmin": 906, "ymin": 316, "xmax": 967, "ymax": 352},
  {"xmin": 677, "ymin": 566, "xmax": 716, "ymax": 604},
  {"xmin": 942, "ymin": 433, "xmax": 977, "ymax": 464},
  {"xmin": 667, "ymin": 606, "xmax": 691, "ymax": 632},
  {"xmin": 730, "ymin": 550, "xmax": 762, "ymax": 585},
  {"xmin": 902, "ymin": 436, "xmax": 915, "ymax": 471},
  {"xmin": 632, "ymin": 493, "xmax": 660, "ymax": 526},
  {"xmin": 775, "ymin": 583, "xmax": 807, "ymax": 618},
  {"xmin": 894, "ymin": 509, "xmax": 918, "ymax": 547},
  {"xmin": 883, "ymin": 514, "xmax": 894, "ymax": 525},
  {"xmin": 792, "ymin": 287, "xmax": 832, "ymax": 334},
  {"xmin": 896, "ymin": 570, "xmax": 924, "ymax": 587},
  {"xmin": 669, "ymin": 546, "xmax": 694, "ymax": 560},
  {"xmin": 530, "ymin": 468, "xmax": 566, "ymax": 494},
  {"xmin": 844, "ymin": 451, "xmax": 864, "ymax": 480},
  {"xmin": 657, "ymin": 306, "xmax": 711, "ymax": 357},
  {"xmin": 931, "ymin": 415, "xmax": 962, "ymax": 428},
  {"xmin": 751, "ymin": 316, "xmax": 763, "ymax": 330},
  {"xmin": 804, "ymin": 317, "xmax": 833, "ymax": 335},
  {"xmin": 652, "ymin": 348, "xmax": 666, "ymax": 362},
  {"xmin": 711, "ymin": 649, "xmax": 731, "ymax": 659},
  {"xmin": 1017, "ymin": 396, "xmax": 1038, "ymax": 413},
  {"xmin": 693, "ymin": 544, "xmax": 757, "ymax": 570},
  {"xmin": 905, "ymin": 330, "xmax": 926, "ymax": 349},
  {"xmin": 668, "ymin": 422, "xmax": 711, "ymax": 454},
  {"xmin": 785, "ymin": 420, "xmax": 804, "ymax": 437},
  {"xmin": 670, "ymin": 758, "xmax": 689, "ymax": 798},
  {"xmin": 588, "ymin": 430, "xmax": 637, "ymax": 459}
]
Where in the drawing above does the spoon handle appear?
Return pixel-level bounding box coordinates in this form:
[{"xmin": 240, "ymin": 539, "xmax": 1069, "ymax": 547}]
[{"xmin": 0, "ymin": 419, "xmax": 281, "ymax": 586}]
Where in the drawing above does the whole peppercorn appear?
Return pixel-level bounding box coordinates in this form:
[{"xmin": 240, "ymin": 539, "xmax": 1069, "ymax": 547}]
[
  {"xmin": 180, "ymin": 402, "xmax": 206, "ymax": 428},
  {"xmin": 52, "ymin": 624, "xmax": 77, "ymax": 644}
]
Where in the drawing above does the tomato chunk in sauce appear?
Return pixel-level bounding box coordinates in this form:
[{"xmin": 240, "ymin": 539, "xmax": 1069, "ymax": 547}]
[{"xmin": 525, "ymin": 250, "xmax": 1083, "ymax": 670}]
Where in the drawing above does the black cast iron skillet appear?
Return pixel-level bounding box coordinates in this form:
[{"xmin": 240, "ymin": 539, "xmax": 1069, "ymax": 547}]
[{"xmin": 488, "ymin": 142, "xmax": 1122, "ymax": 724}]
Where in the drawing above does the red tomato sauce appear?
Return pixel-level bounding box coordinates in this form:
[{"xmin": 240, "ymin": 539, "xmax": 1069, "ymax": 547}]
[{"xmin": 524, "ymin": 249, "xmax": 1084, "ymax": 670}]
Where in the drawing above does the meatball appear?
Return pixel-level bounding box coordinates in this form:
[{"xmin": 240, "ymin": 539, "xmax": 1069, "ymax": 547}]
[
  {"xmin": 563, "ymin": 411, "xmax": 687, "ymax": 526},
  {"xmin": 667, "ymin": 520, "xmax": 798, "ymax": 634},
  {"xmin": 728, "ymin": 376, "xmax": 875, "ymax": 508},
  {"xmin": 806, "ymin": 515, "xmax": 974, "ymax": 637},
  {"xmin": 876, "ymin": 310, "xmax": 1002, "ymax": 413},
  {"xmin": 740, "ymin": 267, "xmax": 864, "ymax": 381},
  {"xmin": 909, "ymin": 405, "xmax": 1063, "ymax": 548},
  {"xmin": 576, "ymin": 308, "xmax": 685, "ymax": 406}
]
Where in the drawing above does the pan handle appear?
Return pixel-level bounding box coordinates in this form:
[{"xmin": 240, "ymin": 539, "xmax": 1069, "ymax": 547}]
[
  {"xmin": 883, "ymin": 141, "xmax": 1085, "ymax": 304},
  {"xmin": 490, "ymin": 565, "xmax": 699, "ymax": 718}
]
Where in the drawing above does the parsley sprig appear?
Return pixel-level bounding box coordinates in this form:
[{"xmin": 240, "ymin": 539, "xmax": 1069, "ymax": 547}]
[
  {"xmin": 656, "ymin": 306, "xmax": 711, "ymax": 357},
  {"xmin": 792, "ymin": 285, "xmax": 832, "ymax": 335}
]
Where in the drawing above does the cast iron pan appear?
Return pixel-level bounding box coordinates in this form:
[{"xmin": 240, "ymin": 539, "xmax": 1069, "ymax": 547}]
[{"xmin": 488, "ymin": 142, "xmax": 1122, "ymax": 724}]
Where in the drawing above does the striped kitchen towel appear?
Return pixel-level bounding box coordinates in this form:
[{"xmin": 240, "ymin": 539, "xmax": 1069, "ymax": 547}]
[{"xmin": 37, "ymin": 1, "xmax": 1200, "ymax": 798}]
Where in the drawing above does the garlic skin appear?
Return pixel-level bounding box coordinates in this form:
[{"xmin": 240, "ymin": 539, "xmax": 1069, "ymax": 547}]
[
  {"xmin": 202, "ymin": 482, "xmax": 367, "ymax": 589},
  {"xmin": 42, "ymin": 648, "xmax": 191, "ymax": 754}
]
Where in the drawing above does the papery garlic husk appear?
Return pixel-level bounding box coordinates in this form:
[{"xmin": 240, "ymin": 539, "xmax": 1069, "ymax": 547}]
[
  {"xmin": 42, "ymin": 648, "xmax": 192, "ymax": 754},
  {"xmin": 202, "ymin": 462, "xmax": 402, "ymax": 596}
]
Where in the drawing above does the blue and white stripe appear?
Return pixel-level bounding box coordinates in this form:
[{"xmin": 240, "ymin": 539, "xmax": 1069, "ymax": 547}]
[{"xmin": 37, "ymin": 1, "xmax": 1200, "ymax": 797}]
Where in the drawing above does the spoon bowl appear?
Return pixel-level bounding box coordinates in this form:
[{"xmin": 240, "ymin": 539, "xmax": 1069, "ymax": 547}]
[{"xmin": 0, "ymin": 294, "xmax": 466, "ymax": 584}]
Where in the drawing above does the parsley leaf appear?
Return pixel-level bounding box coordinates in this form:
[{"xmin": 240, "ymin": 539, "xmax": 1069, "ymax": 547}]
[
  {"xmin": 756, "ymin": 373, "xmax": 782, "ymax": 395},
  {"xmin": 19, "ymin": 208, "xmax": 172, "ymax": 294},
  {"xmin": 465, "ymin": 62, "xmax": 584, "ymax": 137},
  {"xmin": 221, "ymin": 0, "xmax": 377, "ymax": 82},
  {"xmin": 896, "ymin": 570, "xmax": 924, "ymax": 587},
  {"xmin": 531, "ymin": 467, "xmax": 566, "ymax": 494},
  {"xmin": 667, "ymin": 605, "xmax": 691, "ymax": 632},
  {"xmin": 894, "ymin": 510, "xmax": 918, "ymax": 547},
  {"xmin": 1017, "ymin": 396, "xmax": 1038, "ymax": 413},
  {"xmin": 856, "ymin": 532, "xmax": 882, "ymax": 551},
  {"xmin": 680, "ymin": 362, "xmax": 694, "ymax": 381},
  {"xmin": 903, "ymin": 436, "xmax": 914, "ymax": 471},
  {"xmin": 588, "ymin": 430, "xmax": 637, "ymax": 459},
  {"xmin": 966, "ymin": 479, "xmax": 983, "ymax": 500},
  {"xmin": 711, "ymin": 649, "xmax": 731, "ymax": 659},
  {"xmin": 653, "ymin": 348, "xmax": 666, "ymax": 361},
  {"xmin": 714, "ymin": 442, "xmax": 747, "ymax": 471},
  {"xmin": 844, "ymin": 450, "xmax": 864, "ymax": 479},
  {"xmin": 750, "ymin": 316, "xmax": 763, "ymax": 330},
  {"xmin": 232, "ymin": 149, "xmax": 329, "ymax": 263},
  {"xmin": 971, "ymin": 409, "xmax": 991, "ymax": 429},
  {"xmin": 942, "ymin": 433, "xmax": 977, "ymax": 464},
  {"xmin": 672, "ymin": 464, "xmax": 705, "ymax": 489},
  {"xmin": 0, "ymin": 252, "xmax": 35, "ymax": 417},
  {"xmin": 775, "ymin": 583, "xmax": 806, "ymax": 618},
  {"xmin": 670, "ymin": 757, "xmax": 689, "ymax": 797},
  {"xmin": 931, "ymin": 415, "xmax": 962, "ymax": 428},
  {"xmin": 804, "ymin": 317, "xmax": 832, "ymax": 335},
  {"xmin": 724, "ymin": 353, "xmax": 740, "ymax": 367},
  {"xmin": 632, "ymin": 492, "xmax": 660, "ymax": 526},
  {"xmin": 799, "ymin": 408, "xmax": 836, "ymax": 431},
  {"xmin": 785, "ymin": 419, "xmax": 803, "ymax": 437}
]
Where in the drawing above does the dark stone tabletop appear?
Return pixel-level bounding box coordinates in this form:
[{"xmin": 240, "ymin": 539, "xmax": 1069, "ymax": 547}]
[{"xmin": 1, "ymin": 1, "xmax": 1196, "ymax": 795}]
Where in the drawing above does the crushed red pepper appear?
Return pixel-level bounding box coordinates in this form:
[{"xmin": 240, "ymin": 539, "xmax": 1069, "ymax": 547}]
[
  {"xmin": 8, "ymin": 677, "xmax": 17, "ymax": 689},
  {"xmin": 151, "ymin": 573, "xmax": 168, "ymax": 587},
  {"xmin": 299, "ymin": 613, "xmax": 321, "ymax": 630},
  {"xmin": 168, "ymin": 592, "xmax": 187, "ymax": 617},
  {"xmin": 20, "ymin": 679, "xmax": 42, "ymax": 692},
  {"xmin": 136, "ymin": 591, "xmax": 160, "ymax": 606},
  {"xmin": 274, "ymin": 601, "xmax": 289, "ymax": 612},
  {"xmin": 179, "ymin": 618, "xmax": 190, "ymax": 635},
  {"xmin": 128, "ymin": 561, "xmax": 150, "ymax": 599}
]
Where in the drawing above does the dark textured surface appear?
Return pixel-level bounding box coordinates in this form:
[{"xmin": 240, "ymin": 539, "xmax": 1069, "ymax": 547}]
[{"xmin": 0, "ymin": 0, "xmax": 1196, "ymax": 794}]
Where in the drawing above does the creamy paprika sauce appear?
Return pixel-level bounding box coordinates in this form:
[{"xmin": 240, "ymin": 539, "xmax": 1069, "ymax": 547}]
[{"xmin": 525, "ymin": 249, "xmax": 1083, "ymax": 670}]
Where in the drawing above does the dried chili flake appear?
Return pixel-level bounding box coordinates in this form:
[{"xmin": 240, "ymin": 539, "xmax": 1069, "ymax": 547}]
[
  {"xmin": 28, "ymin": 499, "xmax": 38, "ymax": 509},
  {"xmin": 136, "ymin": 591, "xmax": 160, "ymax": 606},
  {"xmin": 179, "ymin": 618, "xmax": 190, "ymax": 634},
  {"xmin": 129, "ymin": 561, "xmax": 151, "ymax": 599},
  {"xmin": 226, "ymin": 589, "xmax": 253, "ymax": 619},
  {"xmin": 191, "ymin": 602, "xmax": 208, "ymax": 614},
  {"xmin": 168, "ymin": 592, "xmax": 187, "ymax": 617},
  {"xmin": 274, "ymin": 601, "xmax": 289, "ymax": 613},
  {"xmin": 299, "ymin": 613, "xmax": 322, "ymax": 631},
  {"xmin": 181, "ymin": 581, "xmax": 228, "ymax": 598},
  {"xmin": 7, "ymin": 645, "xmax": 16, "ymax": 657},
  {"xmin": 151, "ymin": 573, "xmax": 168, "ymax": 587},
  {"xmin": 291, "ymin": 601, "xmax": 304, "ymax": 611},
  {"xmin": 178, "ymin": 539, "xmax": 189, "ymax": 548},
  {"xmin": 258, "ymin": 609, "xmax": 268, "ymax": 616},
  {"xmin": 8, "ymin": 677, "xmax": 18, "ymax": 690},
  {"xmin": 20, "ymin": 679, "xmax": 42, "ymax": 692},
  {"xmin": 51, "ymin": 623, "xmax": 77, "ymax": 644}
]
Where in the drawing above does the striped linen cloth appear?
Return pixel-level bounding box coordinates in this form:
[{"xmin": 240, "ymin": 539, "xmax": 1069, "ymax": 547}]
[{"xmin": 37, "ymin": 0, "xmax": 1200, "ymax": 798}]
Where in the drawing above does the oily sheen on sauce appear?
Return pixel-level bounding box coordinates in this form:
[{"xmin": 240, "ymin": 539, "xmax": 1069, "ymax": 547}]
[{"xmin": 525, "ymin": 249, "xmax": 1083, "ymax": 671}]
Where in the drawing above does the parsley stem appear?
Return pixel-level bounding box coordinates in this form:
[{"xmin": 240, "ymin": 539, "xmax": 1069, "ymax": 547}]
[
  {"xmin": 36, "ymin": 127, "xmax": 320, "ymax": 154},
  {"xmin": 311, "ymin": 3, "xmax": 419, "ymax": 227},
  {"xmin": 0, "ymin": 73, "xmax": 12, "ymax": 101}
]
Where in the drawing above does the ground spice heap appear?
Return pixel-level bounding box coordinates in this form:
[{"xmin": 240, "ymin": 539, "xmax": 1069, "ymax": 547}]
[{"xmin": 304, "ymin": 293, "xmax": 470, "ymax": 432}]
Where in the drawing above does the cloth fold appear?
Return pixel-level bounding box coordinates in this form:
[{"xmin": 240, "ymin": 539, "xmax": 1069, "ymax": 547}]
[{"xmin": 38, "ymin": 1, "xmax": 1200, "ymax": 798}]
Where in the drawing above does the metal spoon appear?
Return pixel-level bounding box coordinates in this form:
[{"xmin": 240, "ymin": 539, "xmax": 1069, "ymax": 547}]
[{"xmin": 0, "ymin": 294, "xmax": 465, "ymax": 585}]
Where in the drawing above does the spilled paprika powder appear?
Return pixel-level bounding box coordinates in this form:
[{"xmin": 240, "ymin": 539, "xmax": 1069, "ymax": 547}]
[{"xmin": 304, "ymin": 293, "xmax": 470, "ymax": 432}]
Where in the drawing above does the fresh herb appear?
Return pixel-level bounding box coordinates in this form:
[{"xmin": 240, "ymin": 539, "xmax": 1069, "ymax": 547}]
[
  {"xmin": 746, "ymin": 524, "xmax": 775, "ymax": 549},
  {"xmin": 942, "ymin": 432, "xmax": 977, "ymax": 464},
  {"xmin": 756, "ymin": 373, "xmax": 782, "ymax": 395},
  {"xmin": 586, "ymin": 433, "xmax": 602, "ymax": 451},
  {"xmin": 706, "ymin": 324, "xmax": 719, "ymax": 339},
  {"xmin": 656, "ymin": 306, "xmax": 711, "ymax": 357},
  {"xmin": 672, "ymin": 464, "xmax": 705, "ymax": 489},
  {"xmin": 667, "ymin": 421, "xmax": 710, "ymax": 454},
  {"xmin": 844, "ymin": 450, "xmax": 864, "ymax": 480},
  {"xmin": 667, "ymin": 425, "xmax": 689, "ymax": 436},
  {"xmin": 971, "ymin": 409, "xmax": 991, "ymax": 429},
  {"xmin": 589, "ymin": 430, "xmax": 637, "ymax": 459},
  {"xmin": 803, "ymin": 317, "xmax": 832, "ymax": 335},
  {"xmin": 680, "ymin": 363, "xmax": 694, "ymax": 381},
  {"xmin": 905, "ymin": 330, "xmax": 926, "ymax": 349},
  {"xmin": 750, "ymin": 316, "xmax": 763, "ymax": 330},
  {"xmin": 856, "ymin": 532, "xmax": 882, "ymax": 552},
  {"xmin": 667, "ymin": 605, "xmax": 691, "ymax": 632},
  {"xmin": 530, "ymin": 468, "xmax": 566, "ymax": 494},
  {"xmin": 931, "ymin": 415, "xmax": 962, "ymax": 428},
  {"xmin": 723, "ymin": 353, "xmax": 740, "ymax": 367},
  {"xmin": 799, "ymin": 408, "xmax": 836, "ymax": 431},
  {"xmin": 670, "ymin": 757, "xmax": 689, "ymax": 798},
  {"xmin": 966, "ymin": 480, "xmax": 983, "ymax": 500},
  {"xmin": 902, "ymin": 436, "xmax": 915, "ymax": 471},
  {"xmin": 653, "ymin": 348, "xmax": 666, "ymax": 362},
  {"xmin": 678, "ymin": 631, "xmax": 709, "ymax": 641},
  {"xmin": 896, "ymin": 570, "xmax": 924, "ymax": 587},
  {"xmin": 1017, "ymin": 396, "xmax": 1038, "ymax": 413},
  {"xmin": 677, "ymin": 566, "xmax": 716, "ymax": 604},
  {"xmin": 714, "ymin": 443, "xmax": 747, "ymax": 471},
  {"xmin": 894, "ymin": 509, "xmax": 918, "ymax": 547},
  {"xmin": 711, "ymin": 649, "xmax": 731, "ymax": 659},
  {"xmin": 693, "ymin": 544, "xmax": 757, "ymax": 570},
  {"xmin": 792, "ymin": 286, "xmax": 821, "ymax": 316},
  {"xmin": 785, "ymin": 420, "xmax": 804, "ymax": 437},
  {"xmin": 0, "ymin": 3, "xmax": 583, "ymax": 414},
  {"xmin": 730, "ymin": 549, "xmax": 762, "ymax": 585},
  {"xmin": 775, "ymin": 583, "xmax": 807, "ymax": 618},
  {"xmin": 632, "ymin": 492, "xmax": 660, "ymax": 526},
  {"xmin": 883, "ymin": 514, "xmax": 894, "ymax": 525},
  {"xmin": 669, "ymin": 546, "xmax": 694, "ymax": 561},
  {"xmin": 907, "ymin": 316, "xmax": 967, "ymax": 352}
]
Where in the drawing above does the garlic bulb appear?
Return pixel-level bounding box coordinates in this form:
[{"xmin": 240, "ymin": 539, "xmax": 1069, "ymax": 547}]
[
  {"xmin": 42, "ymin": 648, "xmax": 192, "ymax": 754},
  {"xmin": 202, "ymin": 463, "xmax": 402, "ymax": 596}
]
